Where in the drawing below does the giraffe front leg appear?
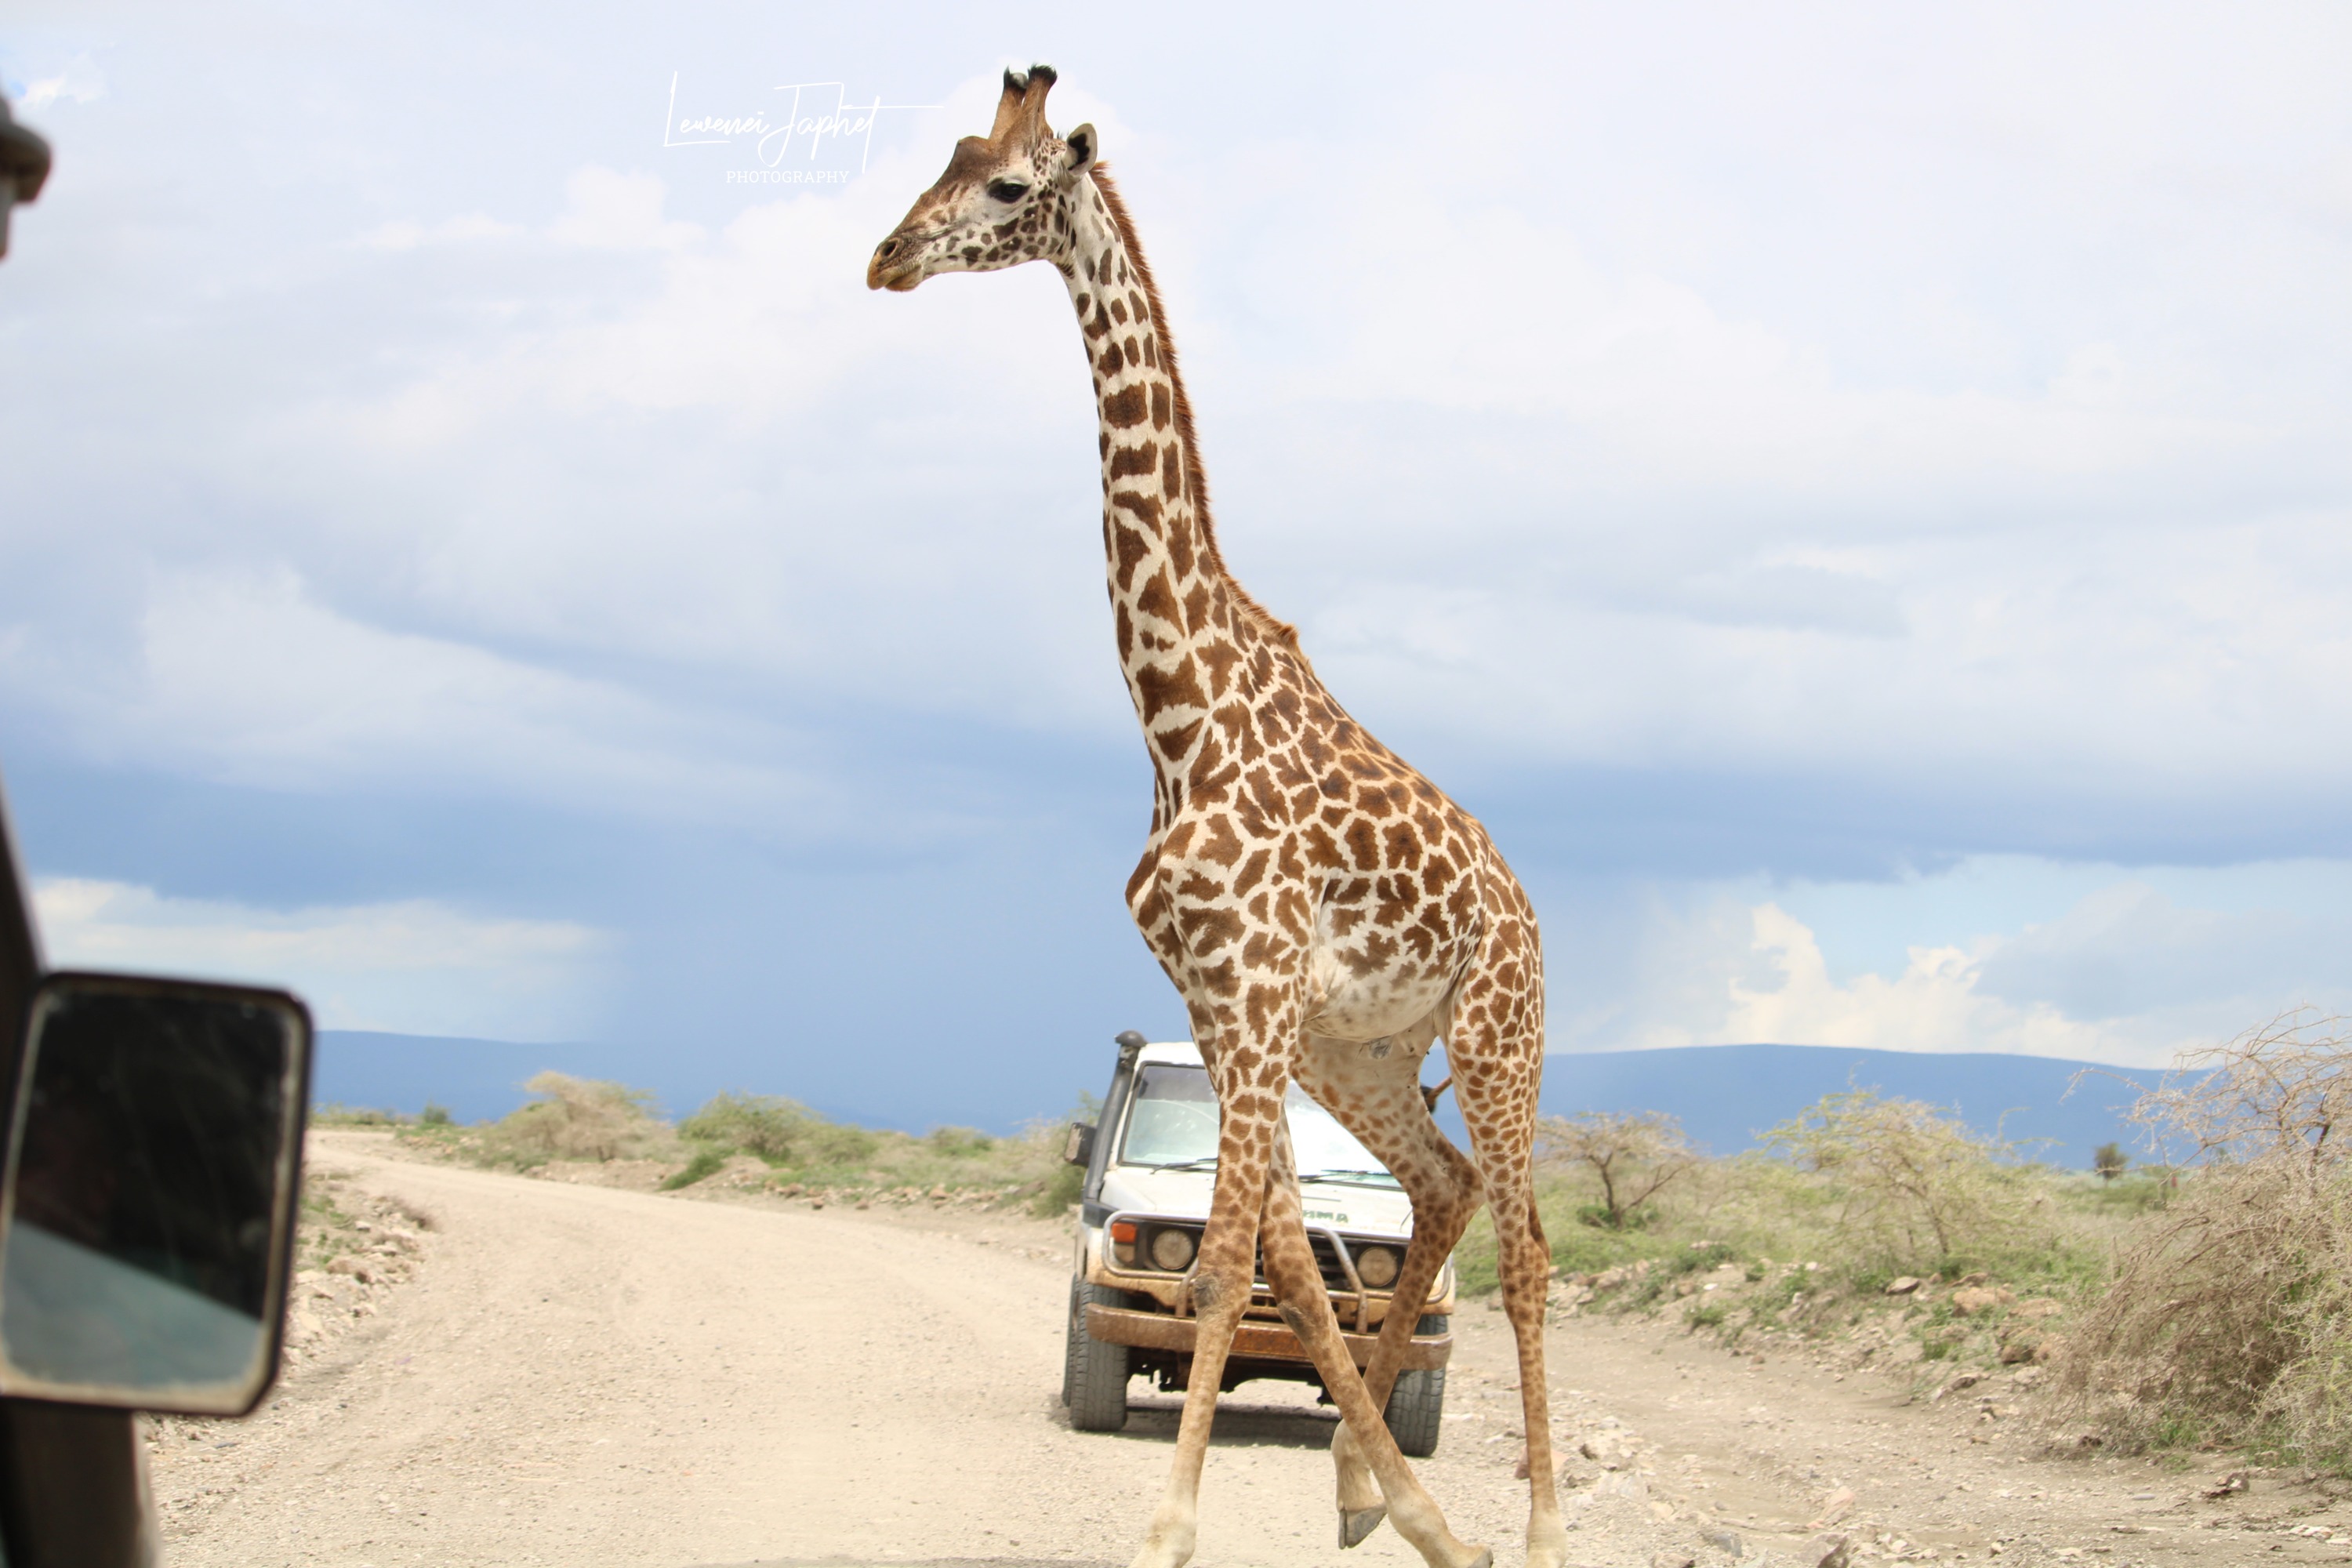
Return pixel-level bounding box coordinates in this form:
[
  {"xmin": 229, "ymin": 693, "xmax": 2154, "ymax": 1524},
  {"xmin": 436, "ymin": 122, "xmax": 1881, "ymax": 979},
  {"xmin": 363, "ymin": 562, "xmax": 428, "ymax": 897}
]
[{"xmin": 1126, "ymin": 1080, "xmax": 1276, "ymax": 1568}]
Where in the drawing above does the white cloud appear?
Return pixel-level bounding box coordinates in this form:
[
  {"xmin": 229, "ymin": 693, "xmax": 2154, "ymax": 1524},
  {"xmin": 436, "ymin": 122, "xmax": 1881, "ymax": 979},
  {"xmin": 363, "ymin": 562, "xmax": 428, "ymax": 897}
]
[
  {"xmin": 357, "ymin": 213, "xmax": 526, "ymax": 251},
  {"xmin": 1715, "ymin": 902, "xmax": 2125, "ymax": 1060},
  {"xmin": 12, "ymin": 52, "xmax": 105, "ymax": 109},
  {"xmin": 547, "ymin": 165, "xmax": 703, "ymax": 252},
  {"xmin": 33, "ymin": 878, "xmax": 604, "ymax": 1040},
  {"xmin": 1608, "ymin": 876, "xmax": 2352, "ymax": 1069},
  {"xmin": 8, "ymin": 567, "xmax": 826, "ymax": 829},
  {"xmin": 1308, "ymin": 510, "xmax": 2352, "ymax": 789}
]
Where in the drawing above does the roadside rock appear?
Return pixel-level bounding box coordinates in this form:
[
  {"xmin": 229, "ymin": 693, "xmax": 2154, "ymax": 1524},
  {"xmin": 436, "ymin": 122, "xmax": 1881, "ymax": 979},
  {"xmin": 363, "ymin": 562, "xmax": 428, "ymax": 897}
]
[{"xmin": 1794, "ymin": 1531, "xmax": 1852, "ymax": 1568}]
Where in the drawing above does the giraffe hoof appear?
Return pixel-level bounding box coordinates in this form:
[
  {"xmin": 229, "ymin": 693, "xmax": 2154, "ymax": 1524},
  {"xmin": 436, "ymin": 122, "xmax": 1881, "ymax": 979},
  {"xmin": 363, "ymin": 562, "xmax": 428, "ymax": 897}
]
[{"xmin": 1338, "ymin": 1504, "xmax": 1388, "ymax": 1548}]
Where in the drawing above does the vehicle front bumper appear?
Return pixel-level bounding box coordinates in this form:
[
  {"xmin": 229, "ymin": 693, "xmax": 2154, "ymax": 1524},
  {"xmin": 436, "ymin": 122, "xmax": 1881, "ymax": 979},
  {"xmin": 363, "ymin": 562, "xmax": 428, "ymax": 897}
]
[{"xmin": 1083, "ymin": 1303, "xmax": 1453, "ymax": 1370}]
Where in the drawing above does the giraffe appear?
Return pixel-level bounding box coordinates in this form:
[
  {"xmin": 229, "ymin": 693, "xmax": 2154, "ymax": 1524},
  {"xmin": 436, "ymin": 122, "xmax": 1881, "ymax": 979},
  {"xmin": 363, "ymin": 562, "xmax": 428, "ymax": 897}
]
[{"xmin": 869, "ymin": 67, "xmax": 1564, "ymax": 1568}]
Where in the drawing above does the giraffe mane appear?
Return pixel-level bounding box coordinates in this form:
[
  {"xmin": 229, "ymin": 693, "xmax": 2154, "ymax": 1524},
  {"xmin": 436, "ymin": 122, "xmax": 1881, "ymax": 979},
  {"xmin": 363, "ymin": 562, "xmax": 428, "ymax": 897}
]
[{"xmin": 1088, "ymin": 165, "xmax": 1309, "ymax": 666}]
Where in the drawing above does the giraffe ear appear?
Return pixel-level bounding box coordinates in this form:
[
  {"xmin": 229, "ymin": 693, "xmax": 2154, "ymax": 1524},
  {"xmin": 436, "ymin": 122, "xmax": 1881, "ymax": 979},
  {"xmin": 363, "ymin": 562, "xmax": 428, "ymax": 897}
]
[{"xmin": 1063, "ymin": 123, "xmax": 1098, "ymax": 177}]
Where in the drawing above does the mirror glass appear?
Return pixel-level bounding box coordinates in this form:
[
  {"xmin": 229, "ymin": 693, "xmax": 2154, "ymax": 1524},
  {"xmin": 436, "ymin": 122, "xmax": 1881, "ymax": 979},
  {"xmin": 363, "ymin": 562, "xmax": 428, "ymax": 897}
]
[{"xmin": 0, "ymin": 974, "xmax": 309, "ymax": 1414}]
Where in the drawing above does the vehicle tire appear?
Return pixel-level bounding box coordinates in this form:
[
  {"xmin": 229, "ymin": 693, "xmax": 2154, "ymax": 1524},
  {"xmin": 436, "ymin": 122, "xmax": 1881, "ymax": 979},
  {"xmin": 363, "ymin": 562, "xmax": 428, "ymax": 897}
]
[
  {"xmin": 1384, "ymin": 1314, "xmax": 1449, "ymax": 1458},
  {"xmin": 1065, "ymin": 1278, "xmax": 1132, "ymax": 1432}
]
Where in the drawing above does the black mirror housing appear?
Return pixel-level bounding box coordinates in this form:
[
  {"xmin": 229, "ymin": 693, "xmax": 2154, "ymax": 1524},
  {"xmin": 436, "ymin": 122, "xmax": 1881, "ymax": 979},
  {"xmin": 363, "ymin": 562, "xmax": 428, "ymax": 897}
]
[{"xmin": 1062, "ymin": 1121, "xmax": 1098, "ymax": 1168}]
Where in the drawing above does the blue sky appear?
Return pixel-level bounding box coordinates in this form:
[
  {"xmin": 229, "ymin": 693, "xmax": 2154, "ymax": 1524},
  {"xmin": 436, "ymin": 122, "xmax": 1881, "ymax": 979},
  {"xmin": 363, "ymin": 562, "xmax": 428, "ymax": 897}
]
[{"xmin": 3, "ymin": 3, "xmax": 2350, "ymax": 1129}]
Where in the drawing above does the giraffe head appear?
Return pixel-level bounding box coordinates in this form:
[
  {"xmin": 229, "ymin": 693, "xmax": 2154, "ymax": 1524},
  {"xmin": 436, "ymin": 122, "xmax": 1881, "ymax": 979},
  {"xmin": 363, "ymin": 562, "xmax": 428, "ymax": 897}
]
[{"xmin": 866, "ymin": 65, "xmax": 1097, "ymax": 292}]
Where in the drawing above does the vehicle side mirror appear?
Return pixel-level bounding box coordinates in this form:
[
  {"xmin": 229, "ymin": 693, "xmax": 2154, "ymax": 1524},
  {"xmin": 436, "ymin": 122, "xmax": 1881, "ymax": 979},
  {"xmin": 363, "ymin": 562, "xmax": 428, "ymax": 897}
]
[
  {"xmin": 0, "ymin": 971, "xmax": 310, "ymax": 1415},
  {"xmin": 1062, "ymin": 1121, "xmax": 1097, "ymax": 1168}
]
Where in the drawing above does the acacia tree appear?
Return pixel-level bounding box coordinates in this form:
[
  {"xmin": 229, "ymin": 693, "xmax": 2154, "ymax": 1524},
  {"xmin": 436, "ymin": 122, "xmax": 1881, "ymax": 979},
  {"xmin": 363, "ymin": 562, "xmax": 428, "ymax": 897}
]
[
  {"xmin": 2092, "ymin": 1141, "xmax": 2129, "ymax": 1181},
  {"xmin": 1536, "ymin": 1110, "xmax": 1697, "ymax": 1229},
  {"xmin": 1761, "ymin": 1089, "xmax": 2023, "ymax": 1265}
]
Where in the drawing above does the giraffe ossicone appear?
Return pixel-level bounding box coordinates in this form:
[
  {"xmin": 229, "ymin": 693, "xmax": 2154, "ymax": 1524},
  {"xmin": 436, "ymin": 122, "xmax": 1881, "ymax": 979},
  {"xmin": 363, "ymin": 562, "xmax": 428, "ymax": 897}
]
[{"xmin": 869, "ymin": 65, "xmax": 1566, "ymax": 1568}]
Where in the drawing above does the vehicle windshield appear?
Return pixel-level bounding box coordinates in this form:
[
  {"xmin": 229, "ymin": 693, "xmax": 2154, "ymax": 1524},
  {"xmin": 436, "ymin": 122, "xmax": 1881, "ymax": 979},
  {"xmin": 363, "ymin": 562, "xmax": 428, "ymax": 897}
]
[{"xmin": 1119, "ymin": 1063, "xmax": 1400, "ymax": 1188}]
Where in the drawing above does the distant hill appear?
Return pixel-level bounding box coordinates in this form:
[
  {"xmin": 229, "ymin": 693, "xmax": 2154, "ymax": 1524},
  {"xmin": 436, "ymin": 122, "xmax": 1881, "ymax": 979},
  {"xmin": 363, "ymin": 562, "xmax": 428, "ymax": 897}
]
[
  {"xmin": 314, "ymin": 1031, "xmax": 2158, "ymax": 1178},
  {"xmin": 1536, "ymin": 1044, "xmax": 2153, "ymax": 1174}
]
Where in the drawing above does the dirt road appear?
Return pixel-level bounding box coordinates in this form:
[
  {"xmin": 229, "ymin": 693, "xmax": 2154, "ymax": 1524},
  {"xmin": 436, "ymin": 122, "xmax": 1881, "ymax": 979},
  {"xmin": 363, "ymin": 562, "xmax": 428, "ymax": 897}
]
[{"xmin": 150, "ymin": 1132, "xmax": 2352, "ymax": 1567}]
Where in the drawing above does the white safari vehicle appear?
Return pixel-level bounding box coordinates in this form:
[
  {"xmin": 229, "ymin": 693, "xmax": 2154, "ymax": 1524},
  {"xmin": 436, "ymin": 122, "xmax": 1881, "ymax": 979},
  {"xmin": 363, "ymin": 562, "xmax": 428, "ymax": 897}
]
[{"xmin": 1060, "ymin": 1033, "xmax": 1454, "ymax": 1454}]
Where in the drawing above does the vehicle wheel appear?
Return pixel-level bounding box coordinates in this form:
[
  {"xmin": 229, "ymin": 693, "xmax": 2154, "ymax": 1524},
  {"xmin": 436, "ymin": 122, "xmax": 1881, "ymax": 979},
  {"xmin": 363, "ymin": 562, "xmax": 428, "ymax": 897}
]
[
  {"xmin": 1065, "ymin": 1278, "xmax": 1132, "ymax": 1432},
  {"xmin": 1383, "ymin": 1314, "xmax": 1449, "ymax": 1458}
]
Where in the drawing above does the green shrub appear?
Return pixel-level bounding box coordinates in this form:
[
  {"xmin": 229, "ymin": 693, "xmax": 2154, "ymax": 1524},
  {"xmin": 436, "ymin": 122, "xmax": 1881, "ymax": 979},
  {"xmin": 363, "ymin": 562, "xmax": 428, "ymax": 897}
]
[
  {"xmin": 679, "ymin": 1091, "xmax": 816, "ymax": 1163},
  {"xmin": 1033, "ymin": 1160, "xmax": 1085, "ymax": 1217},
  {"xmin": 481, "ymin": 1072, "xmax": 662, "ymax": 1165},
  {"xmin": 800, "ymin": 1121, "xmax": 880, "ymax": 1166},
  {"xmin": 420, "ymin": 1102, "xmax": 452, "ymax": 1127},
  {"xmin": 1760, "ymin": 1089, "xmax": 2041, "ymax": 1273},
  {"xmin": 314, "ymin": 1103, "xmax": 408, "ymax": 1127},
  {"xmin": 660, "ymin": 1146, "xmax": 729, "ymax": 1191},
  {"xmin": 927, "ymin": 1126, "xmax": 996, "ymax": 1157}
]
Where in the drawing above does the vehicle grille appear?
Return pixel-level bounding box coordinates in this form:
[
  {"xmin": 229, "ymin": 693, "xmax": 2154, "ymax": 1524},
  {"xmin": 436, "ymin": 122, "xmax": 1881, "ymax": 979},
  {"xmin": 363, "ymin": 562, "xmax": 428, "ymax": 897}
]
[{"xmin": 1251, "ymin": 1232, "xmax": 1353, "ymax": 1294}]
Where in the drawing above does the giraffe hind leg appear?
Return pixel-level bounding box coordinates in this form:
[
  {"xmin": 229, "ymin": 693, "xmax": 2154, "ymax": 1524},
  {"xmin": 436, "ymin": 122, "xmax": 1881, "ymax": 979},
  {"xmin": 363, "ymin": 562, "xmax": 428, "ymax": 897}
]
[
  {"xmin": 1454, "ymin": 1046, "xmax": 1568, "ymax": 1568},
  {"xmin": 1258, "ymin": 1121, "xmax": 1490, "ymax": 1568},
  {"xmin": 1294, "ymin": 1027, "xmax": 1483, "ymax": 1548}
]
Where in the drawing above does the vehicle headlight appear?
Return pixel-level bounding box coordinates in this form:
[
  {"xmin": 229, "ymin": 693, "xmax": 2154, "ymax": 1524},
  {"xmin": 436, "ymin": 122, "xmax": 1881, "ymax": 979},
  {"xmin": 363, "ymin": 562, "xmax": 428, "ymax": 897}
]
[
  {"xmin": 1149, "ymin": 1226, "xmax": 1198, "ymax": 1272},
  {"xmin": 1354, "ymin": 1243, "xmax": 1399, "ymax": 1289}
]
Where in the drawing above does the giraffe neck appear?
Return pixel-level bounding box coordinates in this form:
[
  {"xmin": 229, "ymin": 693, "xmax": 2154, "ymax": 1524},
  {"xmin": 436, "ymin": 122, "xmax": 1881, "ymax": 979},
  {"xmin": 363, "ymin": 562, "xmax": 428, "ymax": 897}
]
[{"xmin": 1061, "ymin": 170, "xmax": 1293, "ymax": 792}]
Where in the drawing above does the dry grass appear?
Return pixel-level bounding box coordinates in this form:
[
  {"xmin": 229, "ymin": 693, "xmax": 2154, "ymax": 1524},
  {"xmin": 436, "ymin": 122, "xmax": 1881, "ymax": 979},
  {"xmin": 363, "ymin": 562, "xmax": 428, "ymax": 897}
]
[
  {"xmin": 1454, "ymin": 1087, "xmax": 2109, "ymax": 1387},
  {"xmin": 395, "ymin": 1076, "xmax": 1091, "ymax": 1214},
  {"xmin": 2056, "ymin": 1012, "xmax": 2352, "ymax": 1463}
]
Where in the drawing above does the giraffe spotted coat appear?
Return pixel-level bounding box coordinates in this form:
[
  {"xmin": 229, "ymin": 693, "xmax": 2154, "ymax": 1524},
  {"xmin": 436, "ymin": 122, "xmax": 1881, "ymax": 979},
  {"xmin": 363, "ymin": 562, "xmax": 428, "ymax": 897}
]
[{"xmin": 870, "ymin": 66, "xmax": 1565, "ymax": 1568}]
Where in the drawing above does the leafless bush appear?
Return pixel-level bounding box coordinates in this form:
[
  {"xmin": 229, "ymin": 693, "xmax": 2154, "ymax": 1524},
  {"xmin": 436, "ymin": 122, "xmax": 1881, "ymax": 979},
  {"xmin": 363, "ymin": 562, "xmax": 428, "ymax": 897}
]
[
  {"xmin": 483, "ymin": 1072, "xmax": 664, "ymax": 1164},
  {"xmin": 1760, "ymin": 1089, "xmax": 2040, "ymax": 1270},
  {"xmin": 1536, "ymin": 1111, "xmax": 1697, "ymax": 1229},
  {"xmin": 2058, "ymin": 1013, "xmax": 2352, "ymax": 1460}
]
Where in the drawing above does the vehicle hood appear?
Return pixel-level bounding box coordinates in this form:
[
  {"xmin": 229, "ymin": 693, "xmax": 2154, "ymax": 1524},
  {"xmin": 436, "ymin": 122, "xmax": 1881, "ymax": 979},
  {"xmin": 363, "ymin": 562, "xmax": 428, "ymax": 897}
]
[{"xmin": 1098, "ymin": 1164, "xmax": 1416, "ymax": 1240}]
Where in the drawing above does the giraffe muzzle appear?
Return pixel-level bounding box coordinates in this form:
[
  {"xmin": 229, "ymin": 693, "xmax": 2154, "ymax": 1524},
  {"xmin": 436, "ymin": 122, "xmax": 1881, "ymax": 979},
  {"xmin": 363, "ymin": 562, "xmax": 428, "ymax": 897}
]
[{"xmin": 866, "ymin": 231, "xmax": 929, "ymax": 292}]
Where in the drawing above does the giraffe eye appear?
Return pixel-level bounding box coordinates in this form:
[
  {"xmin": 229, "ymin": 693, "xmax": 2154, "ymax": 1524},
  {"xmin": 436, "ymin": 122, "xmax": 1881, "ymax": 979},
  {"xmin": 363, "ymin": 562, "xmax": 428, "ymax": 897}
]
[{"xmin": 986, "ymin": 179, "xmax": 1030, "ymax": 204}]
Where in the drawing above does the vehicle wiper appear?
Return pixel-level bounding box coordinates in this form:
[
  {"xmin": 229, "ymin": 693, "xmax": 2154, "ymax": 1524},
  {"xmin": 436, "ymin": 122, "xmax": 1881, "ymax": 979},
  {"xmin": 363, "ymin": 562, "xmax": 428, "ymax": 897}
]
[
  {"xmin": 1142, "ymin": 1156, "xmax": 1220, "ymax": 1171},
  {"xmin": 1297, "ymin": 1167, "xmax": 1399, "ymax": 1182}
]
